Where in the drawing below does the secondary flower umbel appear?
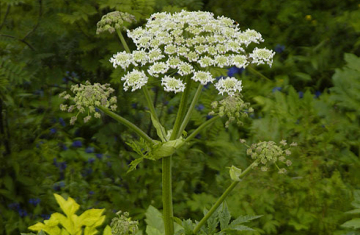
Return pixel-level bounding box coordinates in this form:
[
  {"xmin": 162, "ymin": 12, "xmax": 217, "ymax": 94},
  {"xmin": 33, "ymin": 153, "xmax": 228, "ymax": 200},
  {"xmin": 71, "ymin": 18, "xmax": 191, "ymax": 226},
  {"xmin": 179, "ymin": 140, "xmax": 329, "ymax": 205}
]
[
  {"xmin": 241, "ymin": 140, "xmax": 297, "ymax": 174},
  {"xmin": 59, "ymin": 81, "xmax": 117, "ymax": 125},
  {"xmin": 109, "ymin": 10, "xmax": 275, "ymax": 95}
]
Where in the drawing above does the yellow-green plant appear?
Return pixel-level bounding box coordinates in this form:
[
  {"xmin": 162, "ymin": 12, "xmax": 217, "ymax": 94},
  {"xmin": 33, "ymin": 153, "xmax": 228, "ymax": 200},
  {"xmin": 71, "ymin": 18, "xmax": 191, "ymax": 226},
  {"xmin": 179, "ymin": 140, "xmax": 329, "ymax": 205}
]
[{"xmin": 24, "ymin": 194, "xmax": 112, "ymax": 235}]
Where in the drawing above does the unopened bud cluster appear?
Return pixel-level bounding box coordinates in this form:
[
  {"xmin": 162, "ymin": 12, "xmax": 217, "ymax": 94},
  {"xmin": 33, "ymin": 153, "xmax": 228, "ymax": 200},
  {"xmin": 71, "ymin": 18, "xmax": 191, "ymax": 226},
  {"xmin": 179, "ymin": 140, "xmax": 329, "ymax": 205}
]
[
  {"xmin": 110, "ymin": 211, "xmax": 139, "ymax": 235},
  {"xmin": 59, "ymin": 81, "xmax": 117, "ymax": 125},
  {"xmin": 243, "ymin": 140, "xmax": 297, "ymax": 174},
  {"xmin": 96, "ymin": 11, "xmax": 136, "ymax": 34},
  {"xmin": 209, "ymin": 94, "xmax": 253, "ymax": 128}
]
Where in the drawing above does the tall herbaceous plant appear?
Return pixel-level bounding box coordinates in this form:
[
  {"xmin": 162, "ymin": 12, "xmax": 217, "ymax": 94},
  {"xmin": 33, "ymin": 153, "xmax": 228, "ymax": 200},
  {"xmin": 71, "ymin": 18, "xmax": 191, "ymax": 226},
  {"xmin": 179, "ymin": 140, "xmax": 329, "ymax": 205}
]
[{"xmin": 56, "ymin": 10, "xmax": 296, "ymax": 235}]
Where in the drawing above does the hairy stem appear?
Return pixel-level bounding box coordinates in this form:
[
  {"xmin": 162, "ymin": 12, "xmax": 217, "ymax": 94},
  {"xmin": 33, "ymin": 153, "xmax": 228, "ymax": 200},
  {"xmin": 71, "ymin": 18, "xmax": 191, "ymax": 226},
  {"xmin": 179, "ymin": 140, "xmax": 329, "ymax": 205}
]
[
  {"xmin": 98, "ymin": 106, "xmax": 154, "ymax": 144},
  {"xmin": 162, "ymin": 76, "xmax": 192, "ymax": 235},
  {"xmin": 193, "ymin": 160, "xmax": 259, "ymax": 234}
]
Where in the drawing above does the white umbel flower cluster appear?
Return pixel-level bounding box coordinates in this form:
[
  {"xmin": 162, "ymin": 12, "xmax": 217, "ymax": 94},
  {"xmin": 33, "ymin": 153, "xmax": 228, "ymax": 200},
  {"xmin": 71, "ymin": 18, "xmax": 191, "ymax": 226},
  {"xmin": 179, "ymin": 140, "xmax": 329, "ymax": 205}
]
[{"xmin": 110, "ymin": 10, "xmax": 275, "ymax": 95}]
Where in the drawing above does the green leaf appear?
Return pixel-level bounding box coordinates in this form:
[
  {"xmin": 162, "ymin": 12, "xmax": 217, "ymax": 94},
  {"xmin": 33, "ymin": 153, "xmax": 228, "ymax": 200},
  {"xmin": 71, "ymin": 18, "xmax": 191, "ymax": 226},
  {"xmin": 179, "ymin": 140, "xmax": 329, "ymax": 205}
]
[
  {"xmin": 229, "ymin": 165, "xmax": 242, "ymax": 182},
  {"xmin": 205, "ymin": 208, "xmax": 219, "ymax": 234},
  {"xmin": 344, "ymin": 53, "xmax": 360, "ymax": 72},
  {"xmin": 224, "ymin": 225, "xmax": 254, "ymax": 231},
  {"xmin": 53, "ymin": 194, "xmax": 80, "ymax": 218},
  {"xmin": 103, "ymin": 225, "xmax": 112, "ymax": 235},
  {"xmin": 229, "ymin": 215, "xmax": 263, "ymax": 227},
  {"xmin": 146, "ymin": 226, "xmax": 163, "ymax": 235},
  {"xmin": 145, "ymin": 206, "xmax": 164, "ymax": 234},
  {"xmin": 346, "ymin": 209, "xmax": 360, "ymax": 214},
  {"xmin": 149, "ymin": 112, "xmax": 167, "ymax": 142},
  {"xmin": 181, "ymin": 219, "xmax": 194, "ymax": 235},
  {"xmin": 78, "ymin": 208, "xmax": 105, "ymax": 227},
  {"xmin": 127, "ymin": 157, "xmax": 144, "ymax": 173},
  {"xmin": 218, "ymin": 203, "xmax": 231, "ymax": 230},
  {"xmin": 341, "ymin": 218, "xmax": 360, "ymax": 229}
]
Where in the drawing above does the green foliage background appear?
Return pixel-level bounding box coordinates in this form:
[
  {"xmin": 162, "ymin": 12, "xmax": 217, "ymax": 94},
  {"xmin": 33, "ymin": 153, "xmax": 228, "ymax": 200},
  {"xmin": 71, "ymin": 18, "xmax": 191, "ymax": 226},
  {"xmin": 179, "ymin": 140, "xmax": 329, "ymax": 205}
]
[{"xmin": 0, "ymin": 0, "xmax": 360, "ymax": 234}]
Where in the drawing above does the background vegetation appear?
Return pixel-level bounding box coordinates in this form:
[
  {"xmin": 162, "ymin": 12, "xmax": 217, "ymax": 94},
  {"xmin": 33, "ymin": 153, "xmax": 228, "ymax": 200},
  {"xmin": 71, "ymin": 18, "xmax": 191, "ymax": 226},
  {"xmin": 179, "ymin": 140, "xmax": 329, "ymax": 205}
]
[{"xmin": 1, "ymin": 0, "xmax": 360, "ymax": 234}]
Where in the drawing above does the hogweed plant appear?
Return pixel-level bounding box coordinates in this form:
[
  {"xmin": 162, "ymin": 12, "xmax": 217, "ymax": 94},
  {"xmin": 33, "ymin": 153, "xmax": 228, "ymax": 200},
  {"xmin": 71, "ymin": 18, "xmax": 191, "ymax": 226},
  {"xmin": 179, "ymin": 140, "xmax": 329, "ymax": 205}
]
[{"xmin": 28, "ymin": 10, "xmax": 296, "ymax": 235}]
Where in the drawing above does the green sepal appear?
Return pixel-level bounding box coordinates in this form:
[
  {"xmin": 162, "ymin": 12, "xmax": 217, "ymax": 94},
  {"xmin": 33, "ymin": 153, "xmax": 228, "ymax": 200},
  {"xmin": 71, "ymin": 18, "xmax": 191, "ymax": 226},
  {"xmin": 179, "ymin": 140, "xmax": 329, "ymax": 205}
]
[{"xmin": 229, "ymin": 165, "xmax": 242, "ymax": 181}]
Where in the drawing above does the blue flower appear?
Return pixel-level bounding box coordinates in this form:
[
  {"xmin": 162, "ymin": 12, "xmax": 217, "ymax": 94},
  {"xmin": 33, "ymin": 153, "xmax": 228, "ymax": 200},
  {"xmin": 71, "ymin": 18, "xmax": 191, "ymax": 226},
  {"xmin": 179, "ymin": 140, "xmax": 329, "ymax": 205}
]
[
  {"xmin": 131, "ymin": 103, "xmax": 138, "ymax": 109},
  {"xmin": 72, "ymin": 140, "xmax": 82, "ymax": 147},
  {"xmin": 95, "ymin": 107, "xmax": 100, "ymax": 112},
  {"xmin": 315, "ymin": 91, "xmax": 321, "ymax": 98},
  {"xmin": 272, "ymin": 87, "xmax": 282, "ymax": 93},
  {"xmin": 85, "ymin": 147, "xmax": 94, "ymax": 153},
  {"xmin": 53, "ymin": 182, "xmax": 65, "ymax": 191},
  {"xmin": 96, "ymin": 153, "xmax": 103, "ymax": 159},
  {"xmin": 195, "ymin": 104, "xmax": 204, "ymax": 111},
  {"xmin": 274, "ymin": 44, "xmax": 285, "ymax": 53},
  {"xmin": 50, "ymin": 128, "xmax": 57, "ymax": 134},
  {"xmin": 59, "ymin": 118, "xmax": 66, "ymax": 127},
  {"xmin": 8, "ymin": 202, "xmax": 20, "ymax": 210},
  {"xmin": 29, "ymin": 198, "xmax": 41, "ymax": 206},
  {"xmin": 298, "ymin": 91, "xmax": 304, "ymax": 99},
  {"xmin": 89, "ymin": 191, "xmax": 95, "ymax": 195},
  {"xmin": 53, "ymin": 158, "xmax": 59, "ymax": 167},
  {"xmin": 59, "ymin": 162, "xmax": 67, "ymax": 171},
  {"xmin": 195, "ymin": 134, "xmax": 202, "ymax": 139},
  {"xmin": 34, "ymin": 90, "xmax": 44, "ymax": 97},
  {"xmin": 41, "ymin": 214, "xmax": 51, "ymax": 220},
  {"xmin": 206, "ymin": 115, "xmax": 213, "ymax": 120},
  {"xmin": 227, "ymin": 66, "xmax": 244, "ymax": 77},
  {"xmin": 18, "ymin": 208, "xmax": 28, "ymax": 217},
  {"xmin": 88, "ymin": 158, "xmax": 95, "ymax": 164}
]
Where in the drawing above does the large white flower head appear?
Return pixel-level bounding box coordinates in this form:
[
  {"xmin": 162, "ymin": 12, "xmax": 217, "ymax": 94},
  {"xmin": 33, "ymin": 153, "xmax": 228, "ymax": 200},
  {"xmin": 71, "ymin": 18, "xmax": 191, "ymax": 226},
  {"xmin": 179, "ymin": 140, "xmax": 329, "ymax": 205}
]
[{"xmin": 109, "ymin": 10, "xmax": 275, "ymax": 95}]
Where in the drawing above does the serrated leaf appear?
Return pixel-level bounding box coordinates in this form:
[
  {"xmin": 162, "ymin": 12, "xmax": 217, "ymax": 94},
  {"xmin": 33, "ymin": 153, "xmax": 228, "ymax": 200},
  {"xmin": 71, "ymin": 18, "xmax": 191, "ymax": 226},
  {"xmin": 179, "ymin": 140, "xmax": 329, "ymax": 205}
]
[
  {"xmin": 224, "ymin": 224, "xmax": 254, "ymax": 231},
  {"xmin": 204, "ymin": 208, "xmax": 219, "ymax": 234},
  {"xmin": 346, "ymin": 209, "xmax": 360, "ymax": 214},
  {"xmin": 127, "ymin": 157, "xmax": 144, "ymax": 173},
  {"xmin": 344, "ymin": 53, "xmax": 360, "ymax": 72},
  {"xmin": 229, "ymin": 215, "xmax": 263, "ymax": 227},
  {"xmin": 219, "ymin": 202, "xmax": 231, "ymax": 230},
  {"xmin": 341, "ymin": 218, "xmax": 360, "ymax": 229}
]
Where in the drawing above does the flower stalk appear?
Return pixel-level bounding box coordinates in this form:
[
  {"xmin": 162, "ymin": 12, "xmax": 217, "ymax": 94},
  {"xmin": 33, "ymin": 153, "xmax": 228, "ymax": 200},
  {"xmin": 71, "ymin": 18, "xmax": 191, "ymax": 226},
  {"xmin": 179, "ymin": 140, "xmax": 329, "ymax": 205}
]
[{"xmin": 97, "ymin": 106, "xmax": 154, "ymax": 144}]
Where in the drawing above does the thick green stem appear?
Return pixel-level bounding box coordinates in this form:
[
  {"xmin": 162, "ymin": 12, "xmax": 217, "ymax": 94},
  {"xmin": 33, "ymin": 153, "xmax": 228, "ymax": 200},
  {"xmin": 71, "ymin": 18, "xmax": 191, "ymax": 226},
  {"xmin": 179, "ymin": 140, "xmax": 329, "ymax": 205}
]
[
  {"xmin": 177, "ymin": 84, "xmax": 203, "ymax": 139},
  {"xmin": 116, "ymin": 28, "xmax": 131, "ymax": 53},
  {"xmin": 162, "ymin": 156, "xmax": 173, "ymax": 235},
  {"xmin": 98, "ymin": 106, "xmax": 154, "ymax": 144},
  {"xmin": 162, "ymin": 76, "xmax": 192, "ymax": 235},
  {"xmin": 193, "ymin": 160, "xmax": 259, "ymax": 234}
]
